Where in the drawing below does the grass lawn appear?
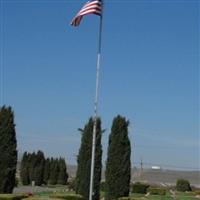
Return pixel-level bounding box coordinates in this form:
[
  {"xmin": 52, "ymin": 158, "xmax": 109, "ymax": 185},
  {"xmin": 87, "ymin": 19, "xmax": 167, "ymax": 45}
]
[
  {"xmin": 130, "ymin": 193, "xmax": 173, "ymax": 200},
  {"xmin": 129, "ymin": 192, "xmax": 197, "ymax": 200},
  {"xmin": 17, "ymin": 189, "xmax": 198, "ymax": 200}
]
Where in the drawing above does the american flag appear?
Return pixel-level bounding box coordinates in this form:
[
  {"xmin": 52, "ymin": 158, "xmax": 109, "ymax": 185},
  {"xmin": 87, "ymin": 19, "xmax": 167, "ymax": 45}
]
[{"xmin": 71, "ymin": 0, "xmax": 102, "ymax": 27}]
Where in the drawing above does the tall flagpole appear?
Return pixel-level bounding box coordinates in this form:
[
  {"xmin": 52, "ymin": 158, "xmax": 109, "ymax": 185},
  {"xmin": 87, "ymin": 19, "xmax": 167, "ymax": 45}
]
[{"xmin": 89, "ymin": 1, "xmax": 103, "ymax": 200}]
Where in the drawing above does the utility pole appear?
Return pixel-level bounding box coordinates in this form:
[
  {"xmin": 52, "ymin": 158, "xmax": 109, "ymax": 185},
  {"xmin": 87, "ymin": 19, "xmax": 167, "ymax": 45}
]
[{"xmin": 140, "ymin": 157, "xmax": 144, "ymax": 181}]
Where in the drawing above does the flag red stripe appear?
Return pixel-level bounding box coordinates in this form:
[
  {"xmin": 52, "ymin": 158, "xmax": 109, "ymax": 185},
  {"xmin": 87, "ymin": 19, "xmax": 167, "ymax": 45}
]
[
  {"xmin": 71, "ymin": 0, "xmax": 102, "ymax": 27},
  {"xmin": 79, "ymin": 8, "xmax": 101, "ymax": 16},
  {"xmin": 78, "ymin": 5, "xmax": 101, "ymax": 15},
  {"xmin": 82, "ymin": 1, "xmax": 101, "ymax": 9}
]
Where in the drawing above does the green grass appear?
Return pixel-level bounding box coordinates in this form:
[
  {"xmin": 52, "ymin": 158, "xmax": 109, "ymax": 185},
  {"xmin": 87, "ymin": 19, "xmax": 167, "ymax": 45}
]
[
  {"xmin": 129, "ymin": 192, "xmax": 197, "ymax": 200},
  {"xmin": 30, "ymin": 192, "xmax": 197, "ymax": 200},
  {"xmin": 0, "ymin": 194, "xmax": 28, "ymax": 200},
  {"xmin": 10, "ymin": 189, "xmax": 196, "ymax": 200},
  {"xmin": 174, "ymin": 192, "xmax": 197, "ymax": 200},
  {"xmin": 130, "ymin": 193, "xmax": 173, "ymax": 200}
]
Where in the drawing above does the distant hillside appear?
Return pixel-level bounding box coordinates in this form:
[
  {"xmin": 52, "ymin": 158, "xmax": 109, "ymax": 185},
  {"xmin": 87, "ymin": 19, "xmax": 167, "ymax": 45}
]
[
  {"xmin": 67, "ymin": 165, "xmax": 200, "ymax": 187},
  {"xmin": 17, "ymin": 161, "xmax": 200, "ymax": 187},
  {"xmin": 132, "ymin": 168, "xmax": 200, "ymax": 186}
]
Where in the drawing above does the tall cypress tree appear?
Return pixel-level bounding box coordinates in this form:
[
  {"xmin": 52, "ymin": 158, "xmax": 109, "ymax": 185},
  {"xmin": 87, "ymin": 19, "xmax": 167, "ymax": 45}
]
[
  {"xmin": 33, "ymin": 151, "xmax": 45, "ymax": 186},
  {"xmin": 43, "ymin": 158, "xmax": 51, "ymax": 185},
  {"xmin": 0, "ymin": 106, "xmax": 17, "ymax": 193},
  {"xmin": 57, "ymin": 158, "xmax": 68, "ymax": 185},
  {"xmin": 20, "ymin": 152, "xmax": 30, "ymax": 185},
  {"xmin": 49, "ymin": 158, "xmax": 59, "ymax": 185},
  {"xmin": 105, "ymin": 115, "xmax": 131, "ymax": 200},
  {"xmin": 21, "ymin": 151, "xmax": 45, "ymax": 186},
  {"xmin": 28, "ymin": 152, "xmax": 36, "ymax": 183},
  {"xmin": 76, "ymin": 118, "xmax": 102, "ymax": 200}
]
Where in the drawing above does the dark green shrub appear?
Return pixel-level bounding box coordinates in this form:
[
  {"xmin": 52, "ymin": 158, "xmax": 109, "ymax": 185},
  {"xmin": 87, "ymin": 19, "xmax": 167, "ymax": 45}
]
[
  {"xmin": 0, "ymin": 194, "xmax": 28, "ymax": 200},
  {"xmin": 15, "ymin": 177, "xmax": 19, "ymax": 187},
  {"xmin": 147, "ymin": 187, "xmax": 166, "ymax": 195},
  {"xmin": 100, "ymin": 181, "xmax": 106, "ymax": 192},
  {"xmin": 132, "ymin": 182, "xmax": 150, "ymax": 194},
  {"xmin": 67, "ymin": 178, "xmax": 76, "ymax": 191},
  {"xmin": 176, "ymin": 179, "xmax": 192, "ymax": 192},
  {"xmin": 49, "ymin": 194, "xmax": 84, "ymax": 200}
]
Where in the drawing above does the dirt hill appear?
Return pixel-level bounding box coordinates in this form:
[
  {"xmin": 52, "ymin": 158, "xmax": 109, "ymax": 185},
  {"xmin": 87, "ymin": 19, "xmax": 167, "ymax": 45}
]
[{"xmin": 67, "ymin": 165, "xmax": 200, "ymax": 187}]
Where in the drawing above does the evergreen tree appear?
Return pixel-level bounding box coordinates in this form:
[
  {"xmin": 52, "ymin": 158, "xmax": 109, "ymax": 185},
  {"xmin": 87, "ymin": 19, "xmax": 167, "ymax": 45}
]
[
  {"xmin": 76, "ymin": 118, "xmax": 102, "ymax": 200},
  {"xmin": 105, "ymin": 115, "xmax": 131, "ymax": 200},
  {"xmin": 43, "ymin": 158, "xmax": 50, "ymax": 185},
  {"xmin": 57, "ymin": 158, "xmax": 68, "ymax": 185},
  {"xmin": 21, "ymin": 151, "xmax": 45, "ymax": 186},
  {"xmin": 28, "ymin": 152, "xmax": 36, "ymax": 183},
  {"xmin": 0, "ymin": 106, "xmax": 17, "ymax": 193},
  {"xmin": 20, "ymin": 152, "xmax": 30, "ymax": 185},
  {"xmin": 20, "ymin": 151, "xmax": 68, "ymax": 186},
  {"xmin": 33, "ymin": 151, "xmax": 45, "ymax": 186},
  {"xmin": 49, "ymin": 158, "xmax": 59, "ymax": 185}
]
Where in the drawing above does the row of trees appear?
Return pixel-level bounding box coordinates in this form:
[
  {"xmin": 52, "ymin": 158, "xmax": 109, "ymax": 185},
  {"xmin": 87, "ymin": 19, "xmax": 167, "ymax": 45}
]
[
  {"xmin": 0, "ymin": 104, "xmax": 131, "ymax": 200},
  {"xmin": 20, "ymin": 151, "xmax": 68, "ymax": 186},
  {"xmin": 75, "ymin": 115, "xmax": 131, "ymax": 200},
  {"xmin": 0, "ymin": 106, "xmax": 17, "ymax": 193}
]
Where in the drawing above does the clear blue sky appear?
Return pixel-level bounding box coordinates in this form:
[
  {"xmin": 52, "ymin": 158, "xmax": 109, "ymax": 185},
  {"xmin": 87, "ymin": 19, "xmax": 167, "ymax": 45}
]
[{"xmin": 0, "ymin": 0, "xmax": 199, "ymax": 170}]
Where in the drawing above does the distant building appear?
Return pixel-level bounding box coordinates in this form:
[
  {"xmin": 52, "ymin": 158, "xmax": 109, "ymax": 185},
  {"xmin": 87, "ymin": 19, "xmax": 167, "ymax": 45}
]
[{"xmin": 151, "ymin": 166, "xmax": 161, "ymax": 170}]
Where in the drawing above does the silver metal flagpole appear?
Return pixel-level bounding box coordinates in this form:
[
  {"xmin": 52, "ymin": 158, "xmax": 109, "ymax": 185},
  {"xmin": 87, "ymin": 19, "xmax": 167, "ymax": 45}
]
[{"xmin": 89, "ymin": 1, "xmax": 103, "ymax": 200}]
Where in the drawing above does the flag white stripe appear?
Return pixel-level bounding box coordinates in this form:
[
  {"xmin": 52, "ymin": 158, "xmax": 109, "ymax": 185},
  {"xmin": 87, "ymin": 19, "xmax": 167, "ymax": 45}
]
[
  {"xmin": 82, "ymin": 0, "xmax": 101, "ymax": 9},
  {"xmin": 79, "ymin": 9, "xmax": 101, "ymax": 16},
  {"xmin": 78, "ymin": 4, "xmax": 101, "ymax": 14},
  {"xmin": 70, "ymin": 0, "xmax": 101, "ymax": 27}
]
